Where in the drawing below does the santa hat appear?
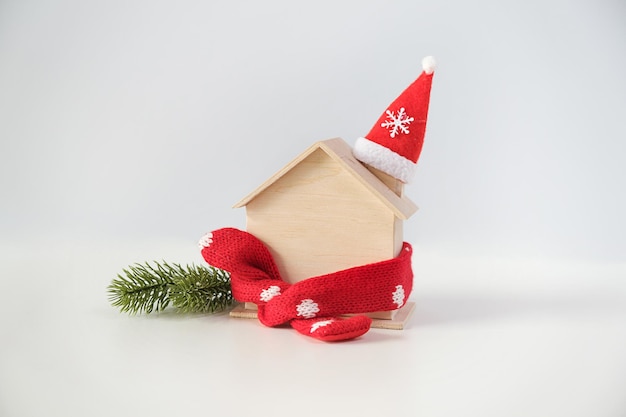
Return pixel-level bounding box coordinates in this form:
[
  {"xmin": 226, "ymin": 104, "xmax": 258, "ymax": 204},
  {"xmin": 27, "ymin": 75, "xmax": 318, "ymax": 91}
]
[{"xmin": 353, "ymin": 56, "xmax": 436, "ymax": 183}]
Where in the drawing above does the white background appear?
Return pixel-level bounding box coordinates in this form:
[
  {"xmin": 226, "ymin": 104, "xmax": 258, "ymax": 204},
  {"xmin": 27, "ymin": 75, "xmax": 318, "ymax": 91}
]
[{"xmin": 1, "ymin": 1, "xmax": 625, "ymax": 416}]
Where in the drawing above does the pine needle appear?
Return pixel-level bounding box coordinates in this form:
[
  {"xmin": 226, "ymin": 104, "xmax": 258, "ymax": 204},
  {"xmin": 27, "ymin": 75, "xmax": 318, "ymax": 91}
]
[
  {"xmin": 108, "ymin": 261, "xmax": 233, "ymax": 315},
  {"xmin": 169, "ymin": 264, "xmax": 233, "ymax": 314}
]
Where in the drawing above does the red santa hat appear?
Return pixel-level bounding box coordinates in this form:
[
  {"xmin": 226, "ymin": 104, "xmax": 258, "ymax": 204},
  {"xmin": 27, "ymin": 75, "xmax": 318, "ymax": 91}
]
[{"xmin": 353, "ymin": 56, "xmax": 436, "ymax": 183}]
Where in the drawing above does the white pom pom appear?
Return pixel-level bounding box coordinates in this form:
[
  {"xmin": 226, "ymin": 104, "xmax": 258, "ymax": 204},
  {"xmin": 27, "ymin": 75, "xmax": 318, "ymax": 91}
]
[{"xmin": 422, "ymin": 56, "xmax": 436, "ymax": 75}]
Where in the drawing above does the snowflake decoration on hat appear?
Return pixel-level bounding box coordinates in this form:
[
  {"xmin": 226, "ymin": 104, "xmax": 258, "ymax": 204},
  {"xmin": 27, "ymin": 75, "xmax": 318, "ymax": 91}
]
[{"xmin": 380, "ymin": 107, "xmax": 414, "ymax": 138}]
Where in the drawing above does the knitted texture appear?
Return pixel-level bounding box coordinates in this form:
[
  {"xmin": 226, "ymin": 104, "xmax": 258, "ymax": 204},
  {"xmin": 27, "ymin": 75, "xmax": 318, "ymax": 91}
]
[{"xmin": 200, "ymin": 227, "xmax": 413, "ymax": 342}]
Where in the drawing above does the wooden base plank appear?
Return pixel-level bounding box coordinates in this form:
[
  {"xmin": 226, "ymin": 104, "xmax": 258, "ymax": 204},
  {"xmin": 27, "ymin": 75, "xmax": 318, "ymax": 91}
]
[
  {"xmin": 370, "ymin": 301, "xmax": 415, "ymax": 330},
  {"xmin": 230, "ymin": 301, "xmax": 415, "ymax": 330}
]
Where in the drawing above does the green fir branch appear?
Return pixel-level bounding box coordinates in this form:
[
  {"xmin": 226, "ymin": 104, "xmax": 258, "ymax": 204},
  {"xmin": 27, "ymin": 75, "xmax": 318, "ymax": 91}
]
[
  {"xmin": 108, "ymin": 261, "xmax": 233, "ymax": 315},
  {"xmin": 169, "ymin": 264, "xmax": 233, "ymax": 314}
]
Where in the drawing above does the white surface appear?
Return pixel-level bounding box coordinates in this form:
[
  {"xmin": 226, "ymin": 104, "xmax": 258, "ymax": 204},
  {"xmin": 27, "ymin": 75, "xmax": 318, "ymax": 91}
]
[
  {"xmin": 1, "ymin": 0, "xmax": 626, "ymax": 416},
  {"xmin": 1, "ymin": 240, "xmax": 625, "ymax": 417}
]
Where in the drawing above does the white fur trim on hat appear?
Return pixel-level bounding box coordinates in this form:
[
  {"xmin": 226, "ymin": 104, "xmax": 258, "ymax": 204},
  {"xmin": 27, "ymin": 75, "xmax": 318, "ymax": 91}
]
[{"xmin": 353, "ymin": 137, "xmax": 417, "ymax": 183}]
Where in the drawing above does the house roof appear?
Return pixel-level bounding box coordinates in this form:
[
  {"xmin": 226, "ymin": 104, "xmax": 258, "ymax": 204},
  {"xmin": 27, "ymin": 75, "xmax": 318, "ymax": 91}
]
[{"xmin": 233, "ymin": 137, "xmax": 418, "ymax": 220}]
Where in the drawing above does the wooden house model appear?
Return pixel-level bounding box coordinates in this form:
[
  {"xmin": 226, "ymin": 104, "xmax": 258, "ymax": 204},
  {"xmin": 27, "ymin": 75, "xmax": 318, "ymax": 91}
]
[
  {"xmin": 231, "ymin": 137, "xmax": 418, "ymax": 325},
  {"xmin": 228, "ymin": 57, "xmax": 436, "ymax": 329}
]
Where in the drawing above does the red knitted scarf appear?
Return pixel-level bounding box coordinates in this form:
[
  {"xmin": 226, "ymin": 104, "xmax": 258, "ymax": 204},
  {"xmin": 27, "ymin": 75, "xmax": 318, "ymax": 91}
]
[{"xmin": 200, "ymin": 228, "xmax": 413, "ymax": 342}]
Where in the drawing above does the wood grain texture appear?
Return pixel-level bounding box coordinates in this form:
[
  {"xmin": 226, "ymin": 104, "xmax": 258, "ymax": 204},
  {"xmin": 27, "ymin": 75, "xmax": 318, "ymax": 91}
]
[
  {"xmin": 233, "ymin": 137, "xmax": 416, "ymax": 320},
  {"xmin": 234, "ymin": 138, "xmax": 417, "ymax": 219},
  {"xmin": 244, "ymin": 147, "xmax": 399, "ymax": 284}
]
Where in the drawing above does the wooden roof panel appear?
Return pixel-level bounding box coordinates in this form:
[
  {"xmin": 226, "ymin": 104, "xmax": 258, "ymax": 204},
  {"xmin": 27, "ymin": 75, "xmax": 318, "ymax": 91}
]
[{"xmin": 233, "ymin": 138, "xmax": 417, "ymax": 220}]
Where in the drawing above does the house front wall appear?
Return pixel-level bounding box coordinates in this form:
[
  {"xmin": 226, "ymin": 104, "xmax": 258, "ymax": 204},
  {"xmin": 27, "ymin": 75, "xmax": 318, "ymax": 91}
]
[{"xmin": 244, "ymin": 148, "xmax": 402, "ymax": 284}]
